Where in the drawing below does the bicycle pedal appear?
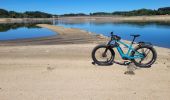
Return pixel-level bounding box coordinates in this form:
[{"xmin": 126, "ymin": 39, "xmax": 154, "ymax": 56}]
[{"xmin": 124, "ymin": 61, "xmax": 131, "ymax": 65}]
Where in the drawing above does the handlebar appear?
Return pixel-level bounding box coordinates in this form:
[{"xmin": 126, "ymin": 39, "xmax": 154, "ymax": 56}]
[{"xmin": 110, "ymin": 32, "xmax": 121, "ymax": 41}]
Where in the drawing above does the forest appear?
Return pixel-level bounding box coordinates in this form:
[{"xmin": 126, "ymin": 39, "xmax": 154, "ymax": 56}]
[{"xmin": 0, "ymin": 7, "xmax": 170, "ymax": 18}]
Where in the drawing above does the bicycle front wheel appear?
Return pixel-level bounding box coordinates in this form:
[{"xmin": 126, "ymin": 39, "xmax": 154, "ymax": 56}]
[{"xmin": 92, "ymin": 44, "xmax": 115, "ymax": 66}]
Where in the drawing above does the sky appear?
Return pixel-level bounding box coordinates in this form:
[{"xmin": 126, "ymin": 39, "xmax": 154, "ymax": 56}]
[{"xmin": 0, "ymin": 0, "xmax": 170, "ymax": 14}]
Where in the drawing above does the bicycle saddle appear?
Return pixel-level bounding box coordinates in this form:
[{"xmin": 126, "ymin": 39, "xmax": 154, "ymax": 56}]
[{"xmin": 130, "ymin": 34, "xmax": 140, "ymax": 37}]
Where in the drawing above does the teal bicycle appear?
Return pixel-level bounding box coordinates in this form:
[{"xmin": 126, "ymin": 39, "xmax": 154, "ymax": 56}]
[{"xmin": 92, "ymin": 32, "xmax": 157, "ymax": 68}]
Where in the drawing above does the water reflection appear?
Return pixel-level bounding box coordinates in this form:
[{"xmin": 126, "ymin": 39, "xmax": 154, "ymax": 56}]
[
  {"xmin": 54, "ymin": 20, "xmax": 170, "ymax": 48},
  {"xmin": 55, "ymin": 20, "xmax": 170, "ymax": 27},
  {"xmin": 0, "ymin": 22, "xmax": 52, "ymax": 32},
  {"xmin": 0, "ymin": 22, "xmax": 55, "ymax": 41}
]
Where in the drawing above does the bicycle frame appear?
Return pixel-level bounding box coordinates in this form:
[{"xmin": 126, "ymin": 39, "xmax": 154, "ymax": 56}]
[{"xmin": 110, "ymin": 40, "xmax": 144, "ymax": 60}]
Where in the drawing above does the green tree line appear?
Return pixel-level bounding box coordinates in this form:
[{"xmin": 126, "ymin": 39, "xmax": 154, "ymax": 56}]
[
  {"xmin": 0, "ymin": 9, "xmax": 53, "ymax": 18},
  {"xmin": 90, "ymin": 7, "xmax": 170, "ymax": 16},
  {"xmin": 0, "ymin": 7, "xmax": 170, "ymax": 18}
]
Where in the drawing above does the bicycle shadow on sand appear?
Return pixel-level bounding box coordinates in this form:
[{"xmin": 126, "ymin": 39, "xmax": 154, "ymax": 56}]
[{"xmin": 92, "ymin": 62, "xmax": 151, "ymax": 75}]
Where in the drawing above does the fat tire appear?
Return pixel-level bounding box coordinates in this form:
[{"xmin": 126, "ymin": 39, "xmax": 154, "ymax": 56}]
[
  {"xmin": 92, "ymin": 44, "xmax": 115, "ymax": 66},
  {"xmin": 131, "ymin": 45, "xmax": 157, "ymax": 68}
]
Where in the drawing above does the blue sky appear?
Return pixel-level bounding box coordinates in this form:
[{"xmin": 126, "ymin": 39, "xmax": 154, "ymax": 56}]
[{"xmin": 0, "ymin": 0, "xmax": 170, "ymax": 14}]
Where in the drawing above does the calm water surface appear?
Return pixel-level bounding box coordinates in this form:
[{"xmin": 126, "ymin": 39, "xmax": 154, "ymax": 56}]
[
  {"xmin": 55, "ymin": 20, "xmax": 170, "ymax": 48},
  {"xmin": 0, "ymin": 21, "xmax": 170, "ymax": 48},
  {"xmin": 0, "ymin": 23, "xmax": 56, "ymax": 40}
]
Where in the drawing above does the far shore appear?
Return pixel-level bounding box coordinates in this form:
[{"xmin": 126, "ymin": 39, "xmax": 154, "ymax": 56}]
[{"xmin": 1, "ymin": 15, "xmax": 170, "ymax": 23}]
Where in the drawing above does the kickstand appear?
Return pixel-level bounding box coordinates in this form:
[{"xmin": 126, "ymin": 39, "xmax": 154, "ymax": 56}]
[
  {"xmin": 114, "ymin": 61, "xmax": 132, "ymax": 66},
  {"xmin": 124, "ymin": 61, "xmax": 132, "ymax": 66},
  {"xmin": 92, "ymin": 62, "xmax": 95, "ymax": 65}
]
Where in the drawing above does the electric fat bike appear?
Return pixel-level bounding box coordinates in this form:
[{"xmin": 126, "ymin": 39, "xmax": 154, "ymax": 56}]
[{"xmin": 92, "ymin": 32, "xmax": 157, "ymax": 68}]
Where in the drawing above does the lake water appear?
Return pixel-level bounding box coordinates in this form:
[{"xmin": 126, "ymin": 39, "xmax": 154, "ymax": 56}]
[
  {"xmin": 55, "ymin": 20, "xmax": 170, "ymax": 48},
  {"xmin": 0, "ymin": 23, "xmax": 56, "ymax": 41},
  {"xmin": 0, "ymin": 21, "xmax": 170, "ymax": 48}
]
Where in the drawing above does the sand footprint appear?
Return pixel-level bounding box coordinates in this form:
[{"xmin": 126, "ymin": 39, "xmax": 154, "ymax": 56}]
[
  {"xmin": 47, "ymin": 66, "xmax": 55, "ymax": 71},
  {"xmin": 124, "ymin": 63, "xmax": 137, "ymax": 75}
]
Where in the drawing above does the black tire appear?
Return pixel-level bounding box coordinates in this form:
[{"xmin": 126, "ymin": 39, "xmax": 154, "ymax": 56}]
[
  {"xmin": 131, "ymin": 45, "xmax": 157, "ymax": 68},
  {"xmin": 92, "ymin": 44, "xmax": 115, "ymax": 66}
]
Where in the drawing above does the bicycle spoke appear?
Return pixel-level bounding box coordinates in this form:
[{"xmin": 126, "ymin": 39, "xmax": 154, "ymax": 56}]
[
  {"xmin": 145, "ymin": 49, "xmax": 151, "ymax": 56},
  {"xmin": 142, "ymin": 48, "xmax": 145, "ymax": 54},
  {"xmin": 95, "ymin": 47, "xmax": 112, "ymax": 63},
  {"xmin": 139, "ymin": 58, "xmax": 145, "ymax": 64},
  {"xmin": 144, "ymin": 48, "xmax": 149, "ymax": 54},
  {"xmin": 107, "ymin": 58, "xmax": 109, "ymax": 62}
]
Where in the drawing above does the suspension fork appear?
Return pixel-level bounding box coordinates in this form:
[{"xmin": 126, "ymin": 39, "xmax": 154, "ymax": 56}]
[
  {"xmin": 102, "ymin": 40, "xmax": 113, "ymax": 57},
  {"xmin": 103, "ymin": 46, "xmax": 111, "ymax": 57},
  {"xmin": 103, "ymin": 40, "xmax": 117, "ymax": 57}
]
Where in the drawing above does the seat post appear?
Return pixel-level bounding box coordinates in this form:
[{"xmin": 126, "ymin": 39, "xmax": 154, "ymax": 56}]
[
  {"xmin": 131, "ymin": 37, "xmax": 136, "ymax": 44},
  {"xmin": 130, "ymin": 34, "xmax": 140, "ymax": 45}
]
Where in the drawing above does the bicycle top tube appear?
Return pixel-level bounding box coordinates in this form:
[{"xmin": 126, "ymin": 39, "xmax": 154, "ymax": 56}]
[{"xmin": 115, "ymin": 40, "xmax": 132, "ymax": 48}]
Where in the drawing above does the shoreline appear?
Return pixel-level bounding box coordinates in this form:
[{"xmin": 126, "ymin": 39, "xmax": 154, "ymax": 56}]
[
  {"xmin": 0, "ymin": 24, "xmax": 169, "ymax": 49},
  {"xmin": 0, "ymin": 24, "xmax": 107, "ymax": 46},
  {"xmin": 0, "ymin": 24, "xmax": 170, "ymax": 49},
  {"xmin": 0, "ymin": 15, "xmax": 170, "ymax": 23}
]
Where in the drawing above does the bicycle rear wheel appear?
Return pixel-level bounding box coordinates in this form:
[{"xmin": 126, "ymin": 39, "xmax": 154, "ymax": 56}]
[{"xmin": 131, "ymin": 45, "xmax": 157, "ymax": 68}]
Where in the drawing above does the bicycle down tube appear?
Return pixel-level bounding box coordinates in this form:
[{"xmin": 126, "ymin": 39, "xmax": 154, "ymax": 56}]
[{"xmin": 114, "ymin": 40, "xmax": 144, "ymax": 59}]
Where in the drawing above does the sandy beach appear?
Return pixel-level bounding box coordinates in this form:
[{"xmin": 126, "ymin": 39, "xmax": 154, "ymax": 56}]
[
  {"xmin": 1, "ymin": 15, "xmax": 170, "ymax": 23},
  {"xmin": 59, "ymin": 15, "xmax": 170, "ymax": 23},
  {"xmin": 0, "ymin": 44, "xmax": 170, "ymax": 100},
  {"xmin": 0, "ymin": 24, "xmax": 170, "ymax": 100}
]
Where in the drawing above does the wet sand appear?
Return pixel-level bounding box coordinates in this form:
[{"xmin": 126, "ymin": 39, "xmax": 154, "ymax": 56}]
[{"xmin": 0, "ymin": 24, "xmax": 106, "ymax": 46}]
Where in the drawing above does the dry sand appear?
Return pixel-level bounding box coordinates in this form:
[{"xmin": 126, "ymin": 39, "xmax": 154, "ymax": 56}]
[
  {"xmin": 0, "ymin": 44, "xmax": 170, "ymax": 100},
  {"xmin": 59, "ymin": 15, "xmax": 170, "ymax": 23},
  {"xmin": 0, "ymin": 24, "xmax": 170, "ymax": 100}
]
